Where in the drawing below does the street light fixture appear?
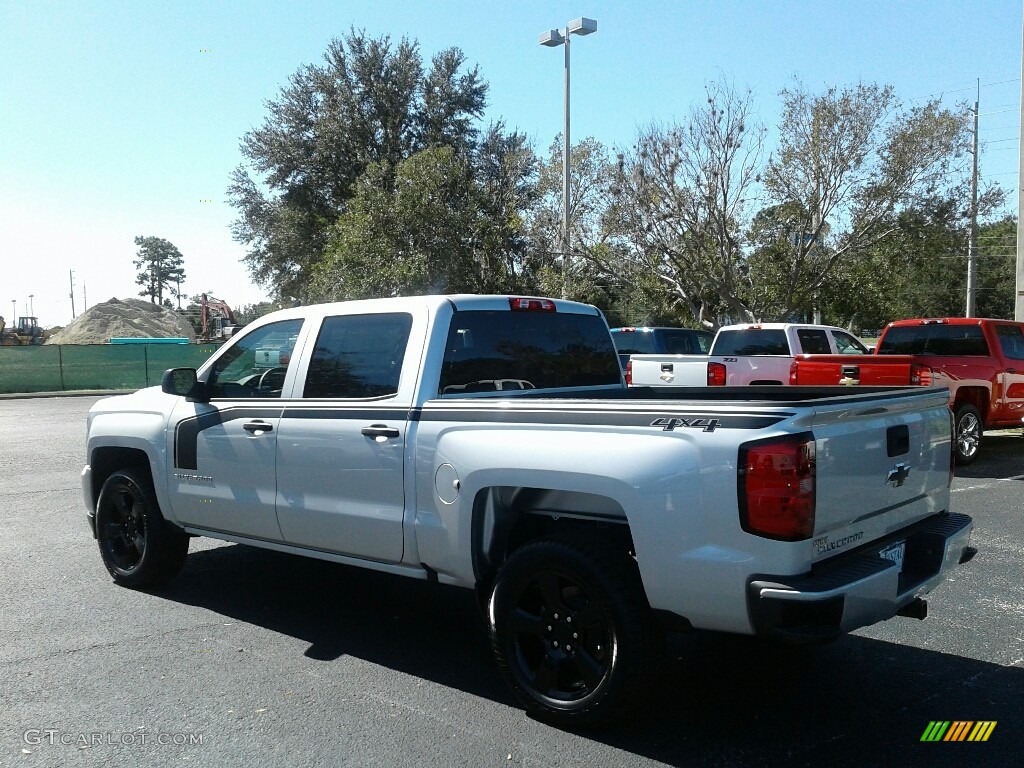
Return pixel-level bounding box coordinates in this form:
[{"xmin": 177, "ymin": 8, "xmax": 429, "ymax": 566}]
[{"xmin": 539, "ymin": 17, "xmax": 597, "ymax": 299}]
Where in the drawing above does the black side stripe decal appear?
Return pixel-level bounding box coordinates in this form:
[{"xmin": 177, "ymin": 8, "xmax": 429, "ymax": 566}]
[
  {"xmin": 173, "ymin": 403, "xmax": 788, "ymax": 470},
  {"xmin": 174, "ymin": 407, "xmax": 283, "ymax": 470}
]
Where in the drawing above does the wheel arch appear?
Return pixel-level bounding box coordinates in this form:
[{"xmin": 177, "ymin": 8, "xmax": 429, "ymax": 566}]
[
  {"xmin": 953, "ymin": 386, "xmax": 991, "ymax": 422},
  {"xmin": 88, "ymin": 446, "xmax": 153, "ymax": 508},
  {"xmin": 470, "ymin": 486, "xmax": 635, "ymax": 599}
]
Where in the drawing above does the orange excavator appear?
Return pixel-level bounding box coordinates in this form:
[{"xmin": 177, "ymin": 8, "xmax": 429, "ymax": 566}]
[{"xmin": 199, "ymin": 295, "xmax": 238, "ymax": 342}]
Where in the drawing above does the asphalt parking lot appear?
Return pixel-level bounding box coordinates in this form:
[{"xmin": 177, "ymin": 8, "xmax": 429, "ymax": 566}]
[{"xmin": 1, "ymin": 396, "xmax": 1022, "ymax": 767}]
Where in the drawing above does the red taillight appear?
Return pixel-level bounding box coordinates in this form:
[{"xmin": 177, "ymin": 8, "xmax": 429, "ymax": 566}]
[
  {"xmin": 280, "ymin": 351, "xmax": 291, "ymax": 365},
  {"xmin": 789, "ymin": 360, "xmax": 799, "ymax": 385},
  {"xmin": 910, "ymin": 363, "xmax": 931, "ymax": 386},
  {"xmin": 625, "ymin": 359, "xmax": 633, "ymax": 386},
  {"xmin": 509, "ymin": 297, "xmax": 556, "ymax": 312},
  {"xmin": 738, "ymin": 433, "xmax": 816, "ymax": 541},
  {"xmin": 708, "ymin": 361, "xmax": 726, "ymax": 386}
]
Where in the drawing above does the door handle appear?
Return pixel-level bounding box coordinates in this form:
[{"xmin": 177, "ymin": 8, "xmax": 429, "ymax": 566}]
[
  {"xmin": 361, "ymin": 424, "xmax": 400, "ymax": 439},
  {"xmin": 243, "ymin": 421, "xmax": 273, "ymax": 434}
]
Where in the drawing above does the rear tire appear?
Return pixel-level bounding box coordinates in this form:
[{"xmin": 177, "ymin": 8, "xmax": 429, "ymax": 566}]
[
  {"xmin": 95, "ymin": 469, "xmax": 189, "ymax": 588},
  {"xmin": 953, "ymin": 404, "xmax": 983, "ymax": 465},
  {"xmin": 488, "ymin": 536, "xmax": 656, "ymax": 727}
]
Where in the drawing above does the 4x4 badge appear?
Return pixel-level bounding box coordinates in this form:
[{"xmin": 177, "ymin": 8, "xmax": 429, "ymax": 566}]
[{"xmin": 651, "ymin": 417, "xmax": 721, "ymax": 433}]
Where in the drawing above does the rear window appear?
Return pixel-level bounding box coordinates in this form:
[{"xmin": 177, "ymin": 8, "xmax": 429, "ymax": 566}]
[
  {"xmin": 440, "ymin": 310, "xmax": 621, "ymax": 394},
  {"xmin": 662, "ymin": 329, "xmax": 713, "ymax": 354},
  {"xmin": 610, "ymin": 328, "xmax": 712, "ymax": 355},
  {"xmin": 877, "ymin": 325, "xmax": 989, "ymax": 356},
  {"xmin": 611, "ymin": 330, "xmax": 658, "ymax": 355},
  {"xmin": 712, "ymin": 329, "xmax": 789, "ymax": 356}
]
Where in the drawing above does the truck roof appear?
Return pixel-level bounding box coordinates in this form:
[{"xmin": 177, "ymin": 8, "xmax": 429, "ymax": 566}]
[
  {"xmin": 717, "ymin": 322, "xmax": 852, "ymax": 333},
  {"xmin": 243, "ymin": 295, "xmax": 604, "ymax": 326},
  {"xmin": 884, "ymin": 317, "xmax": 1019, "ymax": 327}
]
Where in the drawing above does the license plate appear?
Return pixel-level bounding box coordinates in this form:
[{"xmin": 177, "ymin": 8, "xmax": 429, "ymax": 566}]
[{"xmin": 880, "ymin": 541, "xmax": 906, "ymax": 572}]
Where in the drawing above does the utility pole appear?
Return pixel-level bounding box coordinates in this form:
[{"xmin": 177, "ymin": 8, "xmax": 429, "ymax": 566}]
[
  {"xmin": 1016, "ymin": 6, "xmax": 1024, "ymax": 320},
  {"xmin": 69, "ymin": 270, "xmax": 76, "ymax": 318},
  {"xmin": 965, "ymin": 80, "xmax": 980, "ymax": 318},
  {"xmin": 83, "ymin": 283, "xmax": 87, "ymax": 313}
]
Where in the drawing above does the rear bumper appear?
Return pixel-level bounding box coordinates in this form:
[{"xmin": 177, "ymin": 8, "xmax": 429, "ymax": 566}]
[{"xmin": 748, "ymin": 512, "xmax": 973, "ymax": 641}]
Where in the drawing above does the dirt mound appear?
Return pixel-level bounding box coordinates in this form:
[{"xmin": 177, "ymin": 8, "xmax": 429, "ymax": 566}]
[{"xmin": 47, "ymin": 298, "xmax": 196, "ymax": 344}]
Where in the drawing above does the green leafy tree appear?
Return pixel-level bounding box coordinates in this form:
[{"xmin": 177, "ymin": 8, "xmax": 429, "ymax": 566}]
[
  {"xmin": 133, "ymin": 236, "xmax": 185, "ymax": 305},
  {"xmin": 312, "ymin": 138, "xmax": 536, "ymax": 299},
  {"xmin": 228, "ymin": 30, "xmax": 487, "ymax": 301}
]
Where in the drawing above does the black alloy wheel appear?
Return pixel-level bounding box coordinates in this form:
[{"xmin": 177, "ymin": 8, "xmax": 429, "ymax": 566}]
[
  {"xmin": 488, "ymin": 537, "xmax": 655, "ymax": 727},
  {"xmin": 95, "ymin": 469, "xmax": 189, "ymax": 588}
]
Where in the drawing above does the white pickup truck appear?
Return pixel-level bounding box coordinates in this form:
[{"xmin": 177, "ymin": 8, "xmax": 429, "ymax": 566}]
[
  {"xmin": 82, "ymin": 295, "xmax": 974, "ymax": 726},
  {"xmin": 628, "ymin": 323, "xmax": 913, "ymax": 388}
]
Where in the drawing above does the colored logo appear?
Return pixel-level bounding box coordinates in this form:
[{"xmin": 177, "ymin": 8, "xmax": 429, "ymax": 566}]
[{"xmin": 920, "ymin": 721, "xmax": 996, "ymax": 742}]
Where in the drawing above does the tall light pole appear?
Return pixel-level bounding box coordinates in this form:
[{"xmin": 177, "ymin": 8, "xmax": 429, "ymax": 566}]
[
  {"xmin": 1016, "ymin": 3, "xmax": 1024, "ymax": 320},
  {"xmin": 539, "ymin": 17, "xmax": 597, "ymax": 299},
  {"xmin": 29, "ymin": 294, "xmax": 34, "ymax": 317},
  {"xmin": 966, "ymin": 81, "xmax": 980, "ymax": 317}
]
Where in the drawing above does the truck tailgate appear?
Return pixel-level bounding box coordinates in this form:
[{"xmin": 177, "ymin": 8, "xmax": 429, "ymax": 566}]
[
  {"xmin": 791, "ymin": 354, "xmax": 914, "ymax": 385},
  {"xmin": 802, "ymin": 386, "xmax": 952, "ymax": 561}
]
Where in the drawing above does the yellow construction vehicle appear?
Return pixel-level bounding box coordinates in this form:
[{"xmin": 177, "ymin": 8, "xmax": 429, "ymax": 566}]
[{"xmin": 0, "ymin": 316, "xmax": 47, "ymax": 345}]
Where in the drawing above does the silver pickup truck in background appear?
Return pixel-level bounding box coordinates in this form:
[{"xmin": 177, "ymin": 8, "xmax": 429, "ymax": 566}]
[{"xmin": 82, "ymin": 295, "xmax": 974, "ymax": 726}]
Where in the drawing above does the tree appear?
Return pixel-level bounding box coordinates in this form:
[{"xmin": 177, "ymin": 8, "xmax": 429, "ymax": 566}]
[
  {"xmin": 753, "ymin": 82, "xmax": 969, "ymax": 321},
  {"xmin": 611, "ymin": 82, "xmax": 766, "ymax": 329},
  {"xmin": 228, "ymin": 30, "xmax": 488, "ymax": 301},
  {"xmin": 133, "ymin": 236, "xmax": 185, "ymax": 305},
  {"xmin": 312, "ymin": 134, "xmax": 537, "ymax": 300}
]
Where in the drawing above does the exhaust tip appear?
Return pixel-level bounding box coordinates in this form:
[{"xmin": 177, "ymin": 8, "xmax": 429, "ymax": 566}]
[{"xmin": 897, "ymin": 598, "xmax": 928, "ymax": 621}]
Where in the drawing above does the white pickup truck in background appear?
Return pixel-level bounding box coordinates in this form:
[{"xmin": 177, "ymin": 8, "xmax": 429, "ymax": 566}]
[
  {"xmin": 82, "ymin": 296, "xmax": 974, "ymax": 726},
  {"xmin": 628, "ymin": 323, "xmax": 915, "ymax": 388}
]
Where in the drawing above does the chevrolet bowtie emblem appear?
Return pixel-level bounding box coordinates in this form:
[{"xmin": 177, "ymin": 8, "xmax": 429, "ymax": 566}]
[{"xmin": 887, "ymin": 463, "xmax": 911, "ymax": 487}]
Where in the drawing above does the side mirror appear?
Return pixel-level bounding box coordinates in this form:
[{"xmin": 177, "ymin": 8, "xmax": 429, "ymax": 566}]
[{"xmin": 161, "ymin": 368, "xmax": 208, "ymax": 402}]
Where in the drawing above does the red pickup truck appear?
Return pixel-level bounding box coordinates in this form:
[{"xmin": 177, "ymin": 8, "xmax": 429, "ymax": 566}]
[{"xmin": 875, "ymin": 317, "xmax": 1024, "ymax": 464}]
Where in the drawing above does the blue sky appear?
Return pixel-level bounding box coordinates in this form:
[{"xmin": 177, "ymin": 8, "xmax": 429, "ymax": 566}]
[{"xmin": 2, "ymin": 0, "xmax": 1021, "ymax": 326}]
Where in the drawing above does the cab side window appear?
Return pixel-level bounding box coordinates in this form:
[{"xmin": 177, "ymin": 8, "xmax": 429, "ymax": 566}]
[
  {"xmin": 206, "ymin": 319, "xmax": 304, "ymax": 399},
  {"xmin": 995, "ymin": 324, "xmax": 1024, "ymax": 360},
  {"xmin": 303, "ymin": 313, "xmax": 413, "ymax": 399},
  {"xmin": 833, "ymin": 331, "xmax": 868, "ymax": 355},
  {"xmin": 797, "ymin": 329, "xmax": 831, "ymax": 354}
]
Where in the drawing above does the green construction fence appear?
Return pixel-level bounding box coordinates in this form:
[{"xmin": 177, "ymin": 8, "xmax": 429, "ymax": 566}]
[{"xmin": 0, "ymin": 344, "xmax": 222, "ymax": 394}]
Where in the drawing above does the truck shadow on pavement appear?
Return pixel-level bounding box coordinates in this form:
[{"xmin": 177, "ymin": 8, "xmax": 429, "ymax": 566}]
[
  {"xmin": 159, "ymin": 544, "xmax": 1022, "ymax": 767},
  {"xmin": 955, "ymin": 432, "xmax": 1024, "ymax": 480}
]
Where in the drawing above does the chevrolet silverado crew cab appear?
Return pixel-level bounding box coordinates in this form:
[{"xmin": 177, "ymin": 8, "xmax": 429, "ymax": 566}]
[
  {"xmin": 83, "ymin": 295, "xmax": 974, "ymax": 726},
  {"xmin": 875, "ymin": 317, "xmax": 1024, "ymax": 464}
]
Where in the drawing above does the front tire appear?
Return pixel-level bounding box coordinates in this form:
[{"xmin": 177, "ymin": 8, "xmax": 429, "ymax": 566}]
[
  {"xmin": 953, "ymin": 404, "xmax": 983, "ymax": 465},
  {"xmin": 95, "ymin": 469, "xmax": 189, "ymax": 588},
  {"xmin": 488, "ymin": 537, "xmax": 656, "ymax": 727}
]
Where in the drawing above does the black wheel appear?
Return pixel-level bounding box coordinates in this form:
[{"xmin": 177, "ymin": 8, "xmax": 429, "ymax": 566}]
[
  {"xmin": 953, "ymin": 404, "xmax": 983, "ymax": 465},
  {"xmin": 488, "ymin": 537, "xmax": 656, "ymax": 727},
  {"xmin": 95, "ymin": 469, "xmax": 189, "ymax": 588}
]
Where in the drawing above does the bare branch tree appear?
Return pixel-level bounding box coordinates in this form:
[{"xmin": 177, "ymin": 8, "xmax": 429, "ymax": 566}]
[{"xmin": 610, "ymin": 82, "xmax": 766, "ymax": 329}]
